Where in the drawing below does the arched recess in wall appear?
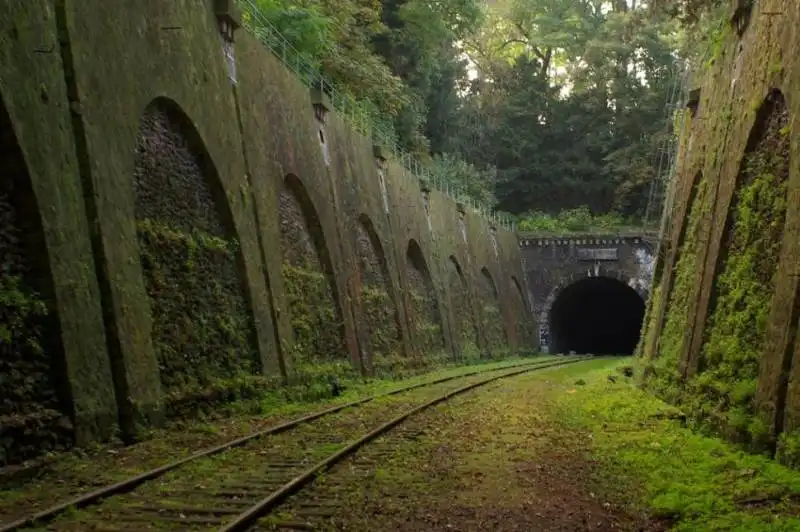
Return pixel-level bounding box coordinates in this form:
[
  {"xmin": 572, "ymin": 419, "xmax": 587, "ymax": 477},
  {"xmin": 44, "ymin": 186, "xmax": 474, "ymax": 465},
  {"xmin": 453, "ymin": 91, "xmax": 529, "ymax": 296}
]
[
  {"xmin": 697, "ymin": 90, "xmax": 790, "ymax": 426},
  {"xmin": 511, "ymin": 275, "xmax": 533, "ymax": 345},
  {"xmin": 406, "ymin": 240, "xmax": 445, "ymax": 355},
  {"xmin": 448, "ymin": 256, "xmax": 479, "ymax": 358},
  {"xmin": 644, "ymin": 171, "xmax": 705, "ymax": 358},
  {"xmin": 355, "ymin": 214, "xmax": 402, "ymax": 373},
  {"xmin": 479, "ymin": 266, "xmax": 506, "ymax": 350},
  {"xmin": 278, "ymin": 174, "xmax": 347, "ymax": 366},
  {"xmin": 0, "ymin": 95, "xmax": 72, "ymax": 465},
  {"xmin": 133, "ymin": 98, "xmax": 259, "ymax": 413}
]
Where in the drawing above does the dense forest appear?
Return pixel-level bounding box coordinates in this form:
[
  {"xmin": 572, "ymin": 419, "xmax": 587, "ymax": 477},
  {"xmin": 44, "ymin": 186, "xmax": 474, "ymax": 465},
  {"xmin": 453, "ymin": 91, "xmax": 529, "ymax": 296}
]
[{"xmin": 250, "ymin": 0, "xmax": 723, "ymax": 226}]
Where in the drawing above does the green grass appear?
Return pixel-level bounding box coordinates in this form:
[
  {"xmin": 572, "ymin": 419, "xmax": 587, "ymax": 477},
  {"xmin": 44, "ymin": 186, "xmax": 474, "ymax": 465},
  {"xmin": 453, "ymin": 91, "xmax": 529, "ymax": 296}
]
[{"xmin": 553, "ymin": 359, "xmax": 800, "ymax": 531}]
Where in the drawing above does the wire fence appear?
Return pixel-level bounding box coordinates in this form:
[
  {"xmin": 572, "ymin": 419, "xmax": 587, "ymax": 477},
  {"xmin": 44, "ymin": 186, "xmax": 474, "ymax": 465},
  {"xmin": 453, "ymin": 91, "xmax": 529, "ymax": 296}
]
[
  {"xmin": 643, "ymin": 61, "xmax": 692, "ymax": 236},
  {"xmin": 237, "ymin": 0, "xmax": 515, "ymax": 231}
]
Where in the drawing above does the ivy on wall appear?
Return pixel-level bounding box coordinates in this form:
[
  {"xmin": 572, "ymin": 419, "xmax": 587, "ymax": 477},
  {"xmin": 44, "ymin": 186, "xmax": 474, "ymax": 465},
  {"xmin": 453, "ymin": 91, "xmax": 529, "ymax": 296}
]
[
  {"xmin": 480, "ymin": 268, "xmax": 505, "ymax": 354},
  {"xmin": 138, "ymin": 220, "xmax": 260, "ymax": 414},
  {"xmin": 354, "ymin": 221, "xmax": 403, "ymax": 376},
  {"xmin": 645, "ymin": 92, "xmax": 790, "ymax": 452}
]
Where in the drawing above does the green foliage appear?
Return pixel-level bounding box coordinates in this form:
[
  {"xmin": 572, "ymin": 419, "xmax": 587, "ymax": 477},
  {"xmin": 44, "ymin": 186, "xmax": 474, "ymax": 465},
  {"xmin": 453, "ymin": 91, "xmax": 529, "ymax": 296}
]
[
  {"xmin": 646, "ymin": 175, "xmax": 708, "ymax": 401},
  {"xmin": 517, "ymin": 206, "xmax": 632, "ymax": 233},
  {"xmin": 409, "ymin": 291, "xmax": 444, "ymax": 357},
  {"xmin": 639, "ymin": 281, "xmax": 662, "ymax": 358},
  {"xmin": 459, "ymin": 0, "xmax": 680, "ymax": 218},
  {"xmin": 777, "ymin": 430, "xmax": 800, "ymax": 470},
  {"xmin": 0, "ymin": 274, "xmax": 71, "ymax": 465},
  {"xmin": 554, "ymin": 360, "xmax": 800, "ymax": 531},
  {"xmin": 138, "ymin": 219, "xmax": 259, "ymax": 405},
  {"xmin": 428, "ymin": 153, "xmax": 497, "ymax": 207},
  {"xmin": 691, "ymin": 149, "xmax": 788, "ymax": 444},
  {"xmin": 282, "ymin": 263, "xmax": 347, "ymax": 366}
]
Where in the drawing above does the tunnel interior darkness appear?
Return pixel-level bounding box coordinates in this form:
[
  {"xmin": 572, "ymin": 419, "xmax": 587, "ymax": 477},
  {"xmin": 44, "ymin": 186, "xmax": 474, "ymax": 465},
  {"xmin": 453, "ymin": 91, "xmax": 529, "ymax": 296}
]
[{"xmin": 548, "ymin": 276, "xmax": 645, "ymax": 355}]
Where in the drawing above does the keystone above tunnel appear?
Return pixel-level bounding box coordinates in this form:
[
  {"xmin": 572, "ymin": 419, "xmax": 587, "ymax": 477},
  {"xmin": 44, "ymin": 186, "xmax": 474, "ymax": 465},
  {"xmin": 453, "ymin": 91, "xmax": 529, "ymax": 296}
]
[{"xmin": 548, "ymin": 276, "xmax": 645, "ymax": 355}]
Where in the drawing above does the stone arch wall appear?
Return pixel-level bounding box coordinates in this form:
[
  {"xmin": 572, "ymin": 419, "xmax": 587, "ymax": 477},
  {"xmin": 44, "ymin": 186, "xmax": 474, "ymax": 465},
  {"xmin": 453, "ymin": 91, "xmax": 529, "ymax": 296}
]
[
  {"xmin": 279, "ymin": 174, "xmax": 347, "ymax": 368},
  {"xmin": 642, "ymin": 171, "xmax": 707, "ymax": 362},
  {"xmin": 0, "ymin": 95, "xmax": 72, "ymax": 465},
  {"xmin": 355, "ymin": 214, "xmax": 402, "ymax": 374},
  {"xmin": 448, "ymin": 256, "xmax": 479, "ymax": 360},
  {"xmin": 133, "ymin": 98, "xmax": 259, "ymax": 414},
  {"xmin": 405, "ymin": 240, "xmax": 444, "ymax": 356},
  {"xmin": 511, "ymin": 275, "xmax": 534, "ymax": 348},
  {"xmin": 479, "ymin": 266, "xmax": 505, "ymax": 351},
  {"xmin": 691, "ymin": 90, "xmax": 790, "ymax": 435}
]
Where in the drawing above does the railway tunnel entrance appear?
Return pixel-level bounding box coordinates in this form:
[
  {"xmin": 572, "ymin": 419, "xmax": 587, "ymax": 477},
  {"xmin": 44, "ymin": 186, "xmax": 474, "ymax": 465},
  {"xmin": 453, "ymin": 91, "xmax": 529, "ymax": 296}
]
[{"xmin": 548, "ymin": 276, "xmax": 645, "ymax": 355}]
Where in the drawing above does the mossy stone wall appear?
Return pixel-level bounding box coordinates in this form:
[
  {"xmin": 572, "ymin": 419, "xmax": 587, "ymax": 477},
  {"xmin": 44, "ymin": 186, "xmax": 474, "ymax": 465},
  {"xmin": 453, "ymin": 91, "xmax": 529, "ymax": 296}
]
[
  {"xmin": 639, "ymin": 0, "xmax": 800, "ymax": 464},
  {"xmin": 134, "ymin": 101, "xmax": 260, "ymax": 413},
  {"xmin": 0, "ymin": 0, "xmax": 116, "ymax": 465},
  {"xmin": 1, "ymin": 0, "xmax": 529, "ymax": 462}
]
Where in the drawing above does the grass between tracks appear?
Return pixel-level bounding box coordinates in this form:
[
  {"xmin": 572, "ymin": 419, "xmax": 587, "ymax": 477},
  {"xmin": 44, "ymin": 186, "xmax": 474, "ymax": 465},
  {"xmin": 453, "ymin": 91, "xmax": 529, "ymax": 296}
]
[
  {"xmin": 319, "ymin": 358, "xmax": 800, "ymax": 531},
  {"xmin": 0, "ymin": 355, "xmax": 547, "ymax": 523}
]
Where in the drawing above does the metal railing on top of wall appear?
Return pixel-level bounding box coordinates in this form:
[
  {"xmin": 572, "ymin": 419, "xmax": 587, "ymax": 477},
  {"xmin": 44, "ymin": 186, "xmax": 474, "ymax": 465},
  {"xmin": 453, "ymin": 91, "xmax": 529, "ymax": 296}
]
[{"xmin": 236, "ymin": 0, "xmax": 515, "ymax": 232}]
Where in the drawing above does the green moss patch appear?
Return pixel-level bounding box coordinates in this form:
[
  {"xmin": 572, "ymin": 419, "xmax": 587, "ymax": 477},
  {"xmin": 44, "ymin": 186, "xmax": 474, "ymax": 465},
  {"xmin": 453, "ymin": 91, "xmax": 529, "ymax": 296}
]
[
  {"xmin": 692, "ymin": 95, "xmax": 789, "ymax": 446},
  {"xmin": 138, "ymin": 220, "xmax": 261, "ymax": 416},
  {"xmin": 555, "ymin": 360, "xmax": 800, "ymax": 531},
  {"xmin": 0, "ymin": 123, "xmax": 71, "ymax": 465},
  {"xmin": 645, "ymin": 174, "xmax": 708, "ymax": 401}
]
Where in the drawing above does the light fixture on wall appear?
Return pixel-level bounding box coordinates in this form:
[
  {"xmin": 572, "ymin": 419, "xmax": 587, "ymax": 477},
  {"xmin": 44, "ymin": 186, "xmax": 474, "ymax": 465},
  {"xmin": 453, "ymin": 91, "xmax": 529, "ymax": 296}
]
[
  {"xmin": 457, "ymin": 202, "xmax": 468, "ymax": 244},
  {"xmin": 214, "ymin": 0, "xmax": 241, "ymax": 85},
  {"xmin": 310, "ymin": 86, "xmax": 331, "ymax": 125},
  {"xmin": 310, "ymin": 86, "xmax": 332, "ymax": 166},
  {"xmin": 420, "ymin": 179, "xmax": 433, "ymax": 232}
]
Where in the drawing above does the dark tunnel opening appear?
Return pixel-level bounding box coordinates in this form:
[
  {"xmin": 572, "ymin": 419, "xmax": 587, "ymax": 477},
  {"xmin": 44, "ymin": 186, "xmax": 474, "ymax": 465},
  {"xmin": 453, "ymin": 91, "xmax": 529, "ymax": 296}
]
[{"xmin": 548, "ymin": 276, "xmax": 645, "ymax": 355}]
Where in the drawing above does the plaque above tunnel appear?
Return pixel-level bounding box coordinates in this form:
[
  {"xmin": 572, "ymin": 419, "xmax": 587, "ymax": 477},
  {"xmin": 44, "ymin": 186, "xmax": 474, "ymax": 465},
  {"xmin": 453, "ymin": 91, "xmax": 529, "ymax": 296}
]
[{"xmin": 577, "ymin": 248, "xmax": 618, "ymax": 261}]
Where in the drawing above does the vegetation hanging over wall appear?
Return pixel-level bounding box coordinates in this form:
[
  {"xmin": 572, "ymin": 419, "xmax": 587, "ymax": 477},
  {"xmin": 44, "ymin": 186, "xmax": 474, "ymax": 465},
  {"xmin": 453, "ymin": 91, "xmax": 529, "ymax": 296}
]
[
  {"xmin": 354, "ymin": 221, "xmax": 403, "ymax": 377},
  {"xmin": 0, "ymin": 108, "xmax": 71, "ymax": 466},
  {"xmin": 278, "ymin": 184, "xmax": 349, "ymax": 383},
  {"xmin": 134, "ymin": 101, "xmax": 260, "ymax": 415},
  {"xmin": 252, "ymin": 0, "xmax": 683, "ymax": 219},
  {"xmin": 692, "ymin": 94, "xmax": 789, "ymax": 446}
]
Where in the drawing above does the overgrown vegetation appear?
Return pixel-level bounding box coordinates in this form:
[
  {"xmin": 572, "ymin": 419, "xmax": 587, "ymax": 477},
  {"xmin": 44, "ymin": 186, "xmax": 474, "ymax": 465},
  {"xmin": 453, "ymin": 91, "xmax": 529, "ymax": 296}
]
[
  {"xmin": 138, "ymin": 219, "xmax": 261, "ymax": 414},
  {"xmin": 556, "ymin": 360, "xmax": 800, "ymax": 531},
  {"xmin": 689, "ymin": 100, "xmax": 789, "ymax": 447},
  {"xmin": 248, "ymin": 0, "xmax": 689, "ymax": 220},
  {"xmin": 516, "ymin": 206, "xmax": 636, "ymax": 234},
  {"xmin": 282, "ymin": 263, "xmax": 351, "ymax": 388},
  {"xmin": 644, "ymin": 175, "xmax": 708, "ymax": 401},
  {"xmin": 1, "ymin": 178, "xmax": 71, "ymax": 466}
]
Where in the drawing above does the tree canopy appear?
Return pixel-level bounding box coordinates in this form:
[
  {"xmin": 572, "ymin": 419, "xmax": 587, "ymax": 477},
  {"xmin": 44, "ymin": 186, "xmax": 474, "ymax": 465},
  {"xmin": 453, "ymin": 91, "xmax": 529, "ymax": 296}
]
[{"xmin": 252, "ymin": 0, "xmax": 710, "ymax": 226}]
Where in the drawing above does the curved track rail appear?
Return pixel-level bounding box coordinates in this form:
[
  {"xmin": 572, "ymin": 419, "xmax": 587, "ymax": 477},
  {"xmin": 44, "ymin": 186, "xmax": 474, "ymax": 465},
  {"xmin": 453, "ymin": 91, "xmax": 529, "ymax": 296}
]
[{"xmin": 3, "ymin": 356, "xmax": 584, "ymax": 531}]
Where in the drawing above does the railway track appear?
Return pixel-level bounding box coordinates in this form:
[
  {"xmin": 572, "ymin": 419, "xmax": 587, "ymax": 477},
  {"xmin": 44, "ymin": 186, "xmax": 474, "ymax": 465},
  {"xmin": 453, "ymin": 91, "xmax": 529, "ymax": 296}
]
[{"xmin": 5, "ymin": 356, "xmax": 585, "ymax": 531}]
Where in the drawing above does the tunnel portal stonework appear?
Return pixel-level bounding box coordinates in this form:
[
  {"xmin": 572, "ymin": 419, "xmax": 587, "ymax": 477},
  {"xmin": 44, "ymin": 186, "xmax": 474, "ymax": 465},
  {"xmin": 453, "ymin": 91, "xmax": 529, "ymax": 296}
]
[{"xmin": 518, "ymin": 233, "xmax": 656, "ymax": 353}]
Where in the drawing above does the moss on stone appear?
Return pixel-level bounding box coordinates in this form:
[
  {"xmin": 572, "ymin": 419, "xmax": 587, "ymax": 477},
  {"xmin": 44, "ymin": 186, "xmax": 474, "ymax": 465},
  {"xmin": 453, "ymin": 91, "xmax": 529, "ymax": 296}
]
[
  {"xmin": 691, "ymin": 116, "xmax": 789, "ymax": 444},
  {"xmin": 138, "ymin": 219, "xmax": 259, "ymax": 412},
  {"xmin": 646, "ymin": 176, "xmax": 708, "ymax": 402}
]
